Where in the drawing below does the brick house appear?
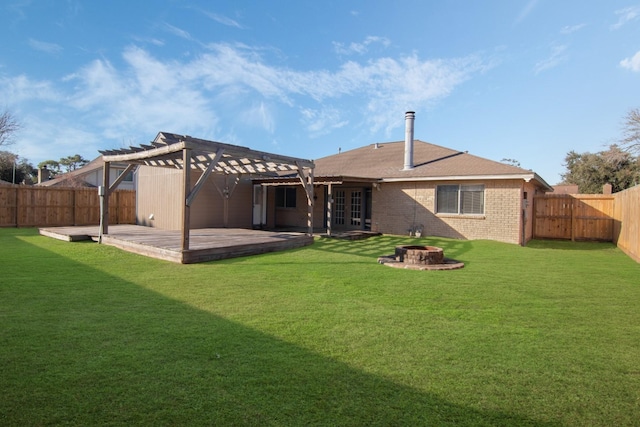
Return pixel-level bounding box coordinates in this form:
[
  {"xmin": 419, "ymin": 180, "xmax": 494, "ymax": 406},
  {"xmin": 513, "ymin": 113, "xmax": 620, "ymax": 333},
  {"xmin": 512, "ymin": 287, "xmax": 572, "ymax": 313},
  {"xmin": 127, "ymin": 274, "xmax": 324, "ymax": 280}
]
[
  {"xmin": 255, "ymin": 112, "xmax": 552, "ymax": 245},
  {"xmin": 116, "ymin": 112, "xmax": 551, "ymax": 246}
]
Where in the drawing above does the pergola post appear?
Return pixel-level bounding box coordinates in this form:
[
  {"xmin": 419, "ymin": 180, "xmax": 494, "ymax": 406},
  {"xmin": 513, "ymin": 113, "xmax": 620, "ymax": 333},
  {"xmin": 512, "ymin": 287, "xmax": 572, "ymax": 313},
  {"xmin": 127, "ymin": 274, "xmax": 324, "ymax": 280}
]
[
  {"xmin": 307, "ymin": 168, "xmax": 314, "ymax": 235},
  {"xmin": 182, "ymin": 148, "xmax": 191, "ymax": 251},
  {"xmin": 326, "ymin": 183, "xmax": 333, "ymax": 237},
  {"xmin": 99, "ymin": 133, "xmax": 316, "ymax": 247},
  {"xmin": 296, "ymin": 164, "xmax": 314, "ymax": 236},
  {"xmin": 99, "ymin": 161, "xmax": 111, "ymax": 240}
]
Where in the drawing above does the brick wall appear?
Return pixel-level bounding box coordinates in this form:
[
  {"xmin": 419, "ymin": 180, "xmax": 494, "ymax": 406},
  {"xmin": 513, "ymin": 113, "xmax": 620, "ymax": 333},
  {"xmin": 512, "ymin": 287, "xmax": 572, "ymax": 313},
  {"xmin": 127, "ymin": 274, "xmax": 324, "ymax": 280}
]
[
  {"xmin": 264, "ymin": 179, "xmax": 540, "ymax": 245},
  {"xmin": 270, "ymin": 185, "xmax": 325, "ymax": 229},
  {"xmin": 371, "ymin": 180, "xmax": 527, "ymax": 244}
]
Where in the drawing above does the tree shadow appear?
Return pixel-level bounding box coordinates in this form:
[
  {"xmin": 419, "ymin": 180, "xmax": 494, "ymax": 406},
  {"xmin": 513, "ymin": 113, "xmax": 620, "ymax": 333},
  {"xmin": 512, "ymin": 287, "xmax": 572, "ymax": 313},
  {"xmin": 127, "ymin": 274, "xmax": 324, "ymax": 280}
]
[
  {"xmin": 1, "ymin": 230, "xmax": 553, "ymax": 426},
  {"xmin": 526, "ymin": 239, "xmax": 619, "ymax": 251},
  {"xmin": 304, "ymin": 235, "xmax": 475, "ymax": 265}
]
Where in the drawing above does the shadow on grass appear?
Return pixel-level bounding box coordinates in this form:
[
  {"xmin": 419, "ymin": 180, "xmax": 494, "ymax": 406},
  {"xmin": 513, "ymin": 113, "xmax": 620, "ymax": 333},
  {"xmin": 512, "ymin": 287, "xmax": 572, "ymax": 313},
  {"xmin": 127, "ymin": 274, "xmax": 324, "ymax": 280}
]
[
  {"xmin": 526, "ymin": 239, "xmax": 618, "ymax": 251},
  {"xmin": 1, "ymin": 230, "xmax": 551, "ymax": 425},
  {"xmin": 305, "ymin": 235, "xmax": 475, "ymax": 264}
]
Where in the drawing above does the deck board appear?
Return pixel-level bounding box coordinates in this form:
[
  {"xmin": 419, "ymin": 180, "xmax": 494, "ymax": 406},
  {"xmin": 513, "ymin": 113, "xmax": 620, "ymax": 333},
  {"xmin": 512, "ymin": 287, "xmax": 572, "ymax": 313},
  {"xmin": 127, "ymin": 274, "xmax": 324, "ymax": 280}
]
[{"xmin": 39, "ymin": 225, "xmax": 313, "ymax": 263}]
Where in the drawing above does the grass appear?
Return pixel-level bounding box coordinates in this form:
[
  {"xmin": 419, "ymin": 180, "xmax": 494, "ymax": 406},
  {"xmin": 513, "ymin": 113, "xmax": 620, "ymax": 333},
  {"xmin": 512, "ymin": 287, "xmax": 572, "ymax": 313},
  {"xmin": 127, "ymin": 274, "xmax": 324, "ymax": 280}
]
[{"xmin": 1, "ymin": 228, "xmax": 639, "ymax": 426}]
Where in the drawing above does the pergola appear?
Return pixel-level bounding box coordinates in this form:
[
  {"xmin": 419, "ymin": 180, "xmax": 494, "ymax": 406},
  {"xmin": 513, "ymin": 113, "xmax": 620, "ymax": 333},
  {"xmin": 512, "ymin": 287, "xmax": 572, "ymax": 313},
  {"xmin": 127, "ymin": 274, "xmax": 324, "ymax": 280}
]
[{"xmin": 99, "ymin": 132, "xmax": 315, "ymax": 250}]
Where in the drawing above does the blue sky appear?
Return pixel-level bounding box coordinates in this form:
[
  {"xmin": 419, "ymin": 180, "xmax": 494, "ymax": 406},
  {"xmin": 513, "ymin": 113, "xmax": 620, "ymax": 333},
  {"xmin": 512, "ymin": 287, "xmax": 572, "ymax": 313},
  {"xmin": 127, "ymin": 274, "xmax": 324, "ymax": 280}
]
[{"xmin": 2, "ymin": 1, "xmax": 640, "ymax": 184}]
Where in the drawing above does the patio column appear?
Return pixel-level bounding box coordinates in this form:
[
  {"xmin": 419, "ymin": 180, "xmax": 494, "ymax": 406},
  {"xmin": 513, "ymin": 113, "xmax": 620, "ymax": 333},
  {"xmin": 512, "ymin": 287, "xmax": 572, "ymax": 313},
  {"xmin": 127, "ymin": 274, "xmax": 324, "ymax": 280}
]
[
  {"xmin": 99, "ymin": 161, "xmax": 111, "ymax": 240},
  {"xmin": 307, "ymin": 168, "xmax": 314, "ymax": 236},
  {"xmin": 296, "ymin": 163, "xmax": 315, "ymax": 236},
  {"xmin": 326, "ymin": 183, "xmax": 333, "ymax": 237},
  {"xmin": 182, "ymin": 148, "xmax": 191, "ymax": 251}
]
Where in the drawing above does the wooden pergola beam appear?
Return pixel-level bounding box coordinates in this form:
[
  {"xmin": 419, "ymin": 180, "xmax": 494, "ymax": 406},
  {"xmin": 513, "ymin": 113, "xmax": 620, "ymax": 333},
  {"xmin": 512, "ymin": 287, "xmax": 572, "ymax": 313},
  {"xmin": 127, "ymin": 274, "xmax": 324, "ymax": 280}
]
[
  {"xmin": 99, "ymin": 131, "xmax": 315, "ymax": 249},
  {"xmin": 182, "ymin": 148, "xmax": 191, "ymax": 251},
  {"xmin": 109, "ymin": 163, "xmax": 137, "ymax": 192},
  {"xmin": 186, "ymin": 149, "xmax": 224, "ymax": 207}
]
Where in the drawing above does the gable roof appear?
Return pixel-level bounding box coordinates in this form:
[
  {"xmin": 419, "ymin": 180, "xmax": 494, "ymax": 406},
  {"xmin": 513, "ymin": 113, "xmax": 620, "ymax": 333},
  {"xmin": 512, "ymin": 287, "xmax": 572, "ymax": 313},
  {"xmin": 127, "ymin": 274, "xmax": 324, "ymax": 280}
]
[
  {"xmin": 314, "ymin": 140, "xmax": 552, "ymax": 190},
  {"xmin": 36, "ymin": 156, "xmax": 134, "ymax": 187},
  {"xmin": 36, "ymin": 156, "xmax": 104, "ymax": 187}
]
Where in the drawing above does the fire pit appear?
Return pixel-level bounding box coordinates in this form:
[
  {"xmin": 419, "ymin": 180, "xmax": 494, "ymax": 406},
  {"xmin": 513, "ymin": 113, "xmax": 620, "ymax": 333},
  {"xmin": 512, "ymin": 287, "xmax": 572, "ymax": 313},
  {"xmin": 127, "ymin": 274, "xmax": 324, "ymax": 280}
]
[
  {"xmin": 378, "ymin": 245, "xmax": 464, "ymax": 270},
  {"xmin": 395, "ymin": 245, "xmax": 444, "ymax": 265}
]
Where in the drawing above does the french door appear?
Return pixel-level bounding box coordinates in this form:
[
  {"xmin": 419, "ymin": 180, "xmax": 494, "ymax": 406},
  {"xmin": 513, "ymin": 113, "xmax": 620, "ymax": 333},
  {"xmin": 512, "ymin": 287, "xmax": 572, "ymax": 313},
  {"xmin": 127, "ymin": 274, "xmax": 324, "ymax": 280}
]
[{"xmin": 333, "ymin": 188, "xmax": 368, "ymax": 229}]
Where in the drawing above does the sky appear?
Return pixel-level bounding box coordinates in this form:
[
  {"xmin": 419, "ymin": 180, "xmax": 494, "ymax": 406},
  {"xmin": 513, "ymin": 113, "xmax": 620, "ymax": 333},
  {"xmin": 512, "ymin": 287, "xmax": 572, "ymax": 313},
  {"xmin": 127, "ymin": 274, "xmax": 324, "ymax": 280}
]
[{"xmin": 2, "ymin": 1, "xmax": 640, "ymax": 185}]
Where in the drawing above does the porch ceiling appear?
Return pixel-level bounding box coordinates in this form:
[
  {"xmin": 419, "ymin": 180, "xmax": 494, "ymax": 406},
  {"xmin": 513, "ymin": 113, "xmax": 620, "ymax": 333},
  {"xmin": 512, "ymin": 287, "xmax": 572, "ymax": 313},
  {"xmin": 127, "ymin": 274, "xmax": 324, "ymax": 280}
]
[{"xmin": 100, "ymin": 132, "xmax": 314, "ymax": 175}]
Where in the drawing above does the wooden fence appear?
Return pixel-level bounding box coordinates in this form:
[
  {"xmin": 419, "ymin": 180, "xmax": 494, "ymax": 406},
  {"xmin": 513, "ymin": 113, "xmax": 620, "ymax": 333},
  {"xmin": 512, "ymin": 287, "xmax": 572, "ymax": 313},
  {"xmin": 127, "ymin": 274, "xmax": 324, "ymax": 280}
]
[
  {"xmin": 533, "ymin": 187, "xmax": 640, "ymax": 263},
  {"xmin": 533, "ymin": 194, "xmax": 615, "ymax": 241},
  {"xmin": 613, "ymin": 185, "xmax": 640, "ymax": 263},
  {"xmin": 0, "ymin": 186, "xmax": 135, "ymax": 227}
]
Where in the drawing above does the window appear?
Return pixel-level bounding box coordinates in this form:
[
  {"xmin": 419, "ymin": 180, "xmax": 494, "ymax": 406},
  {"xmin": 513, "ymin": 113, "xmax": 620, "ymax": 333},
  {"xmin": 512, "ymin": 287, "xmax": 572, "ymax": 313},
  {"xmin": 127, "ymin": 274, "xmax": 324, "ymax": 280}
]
[
  {"xmin": 116, "ymin": 169, "xmax": 134, "ymax": 182},
  {"xmin": 275, "ymin": 187, "xmax": 297, "ymax": 208},
  {"xmin": 334, "ymin": 190, "xmax": 345, "ymax": 225},
  {"xmin": 350, "ymin": 191, "xmax": 362, "ymax": 226},
  {"xmin": 436, "ymin": 184, "xmax": 484, "ymax": 215}
]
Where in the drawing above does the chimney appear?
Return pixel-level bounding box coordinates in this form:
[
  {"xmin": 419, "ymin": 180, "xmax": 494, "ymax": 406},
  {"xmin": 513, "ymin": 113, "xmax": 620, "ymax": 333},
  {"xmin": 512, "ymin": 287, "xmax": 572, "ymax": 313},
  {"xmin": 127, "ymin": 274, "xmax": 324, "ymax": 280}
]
[
  {"xmin": 403, "ymin": 111, "xmax": 415, "ymax": 170},
  {"xmin": 38, "ymin": 167, "xmax": 50, "ymax": 184}
]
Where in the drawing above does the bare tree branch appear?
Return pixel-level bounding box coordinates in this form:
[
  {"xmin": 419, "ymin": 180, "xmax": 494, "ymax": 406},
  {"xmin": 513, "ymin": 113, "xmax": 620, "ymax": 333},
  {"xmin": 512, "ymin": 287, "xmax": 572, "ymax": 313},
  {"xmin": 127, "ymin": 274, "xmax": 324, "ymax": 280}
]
[
  {"xmin": 620, "ymin": 107, "xmax": 640, "ymax": 154},
  {"xmin": 0, "ymin": 110, "xmax": 21, "ymax": 147}
]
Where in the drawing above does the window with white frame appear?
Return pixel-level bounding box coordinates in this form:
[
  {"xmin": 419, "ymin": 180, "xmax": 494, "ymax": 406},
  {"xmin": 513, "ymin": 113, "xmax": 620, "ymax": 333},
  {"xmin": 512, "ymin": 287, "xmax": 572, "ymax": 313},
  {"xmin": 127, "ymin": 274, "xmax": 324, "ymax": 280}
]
[
  {"xmin": 334, "ymin": 190, "xmax": 345, "ymax": 225},
  {"xmin": 436, "ymin": 184, "xmax": 484, "ymax": 215}
]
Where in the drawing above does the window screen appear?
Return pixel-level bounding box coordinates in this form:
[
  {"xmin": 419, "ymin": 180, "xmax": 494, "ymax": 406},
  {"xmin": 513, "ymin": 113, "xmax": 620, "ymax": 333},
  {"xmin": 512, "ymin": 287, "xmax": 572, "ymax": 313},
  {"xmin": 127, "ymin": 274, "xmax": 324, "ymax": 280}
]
[{"xmin": 436, "ymin": 184, "xmax": 484, "ymax": 215}]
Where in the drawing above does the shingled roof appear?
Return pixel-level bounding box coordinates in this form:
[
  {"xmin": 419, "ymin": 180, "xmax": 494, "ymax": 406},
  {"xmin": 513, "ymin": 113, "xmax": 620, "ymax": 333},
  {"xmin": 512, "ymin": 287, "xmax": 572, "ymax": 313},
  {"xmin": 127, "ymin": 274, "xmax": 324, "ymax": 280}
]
[{"xmin": 313, "ymin": 140, "xmax": 552, "ymax": 189}]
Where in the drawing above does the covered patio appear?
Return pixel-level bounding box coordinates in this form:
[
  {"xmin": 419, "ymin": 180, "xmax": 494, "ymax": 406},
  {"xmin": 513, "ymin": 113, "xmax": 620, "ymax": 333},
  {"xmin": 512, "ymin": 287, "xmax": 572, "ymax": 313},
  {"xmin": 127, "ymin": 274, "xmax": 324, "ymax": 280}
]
[
  {"xmin": 39, "ymin": 224, "xmax": 313, "ymax": 264},
  {"xmin": 50, "ymin": 132, "xmax": 317, "ymax": 263}
]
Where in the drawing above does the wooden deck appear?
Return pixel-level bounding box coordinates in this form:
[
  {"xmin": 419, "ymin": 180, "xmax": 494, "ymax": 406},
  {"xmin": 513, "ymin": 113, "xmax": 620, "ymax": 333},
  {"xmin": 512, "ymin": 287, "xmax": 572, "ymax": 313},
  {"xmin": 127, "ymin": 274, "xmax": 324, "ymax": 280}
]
[{"xmin": 39, "ymin": 225, "xmax": 314, "ymax": 264}]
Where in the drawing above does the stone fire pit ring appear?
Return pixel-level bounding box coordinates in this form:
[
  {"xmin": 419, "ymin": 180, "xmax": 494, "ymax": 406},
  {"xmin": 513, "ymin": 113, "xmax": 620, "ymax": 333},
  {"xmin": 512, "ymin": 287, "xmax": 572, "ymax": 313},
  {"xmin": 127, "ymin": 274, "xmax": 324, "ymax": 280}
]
[{"xmin": 378, "ymin": 245, "xmax": 464, "ymax": 270}]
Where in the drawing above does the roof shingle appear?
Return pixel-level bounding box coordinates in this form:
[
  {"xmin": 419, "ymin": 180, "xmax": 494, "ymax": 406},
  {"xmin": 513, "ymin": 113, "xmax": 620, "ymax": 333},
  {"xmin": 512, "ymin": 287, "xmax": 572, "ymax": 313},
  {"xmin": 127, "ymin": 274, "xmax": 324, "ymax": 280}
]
[{"xmin": 314, "ymin": 140, "xmax": 541, "ymax": 180}]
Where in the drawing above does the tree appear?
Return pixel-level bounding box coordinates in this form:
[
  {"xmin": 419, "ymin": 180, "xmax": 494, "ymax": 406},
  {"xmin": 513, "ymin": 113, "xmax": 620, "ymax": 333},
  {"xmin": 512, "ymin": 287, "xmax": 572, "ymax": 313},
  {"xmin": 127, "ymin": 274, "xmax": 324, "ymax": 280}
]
[
  {"xmin": 561, "ymin": 145, "xmax": 639, "ymax": 193},
  {"xmin": 500, "ymin": 158, "xmax": 521, "ymax": 168},
  {"xmin": 620, "ymin": 107, "xmax": 640, "ymax": 154},
  {"xmin": 58, "ymin": 154, "xmax": 89, "ymax": 172},
  {"xmin": 0, "ymin": 151, "xmax": 36, "ymax": 184},
  {"xmin": 37, "ymin": 160, "xmax": 62, "ymax": 177},
  {"xmin": 0, "ymin": 109, "xmax": 21, "ymax": 147}
]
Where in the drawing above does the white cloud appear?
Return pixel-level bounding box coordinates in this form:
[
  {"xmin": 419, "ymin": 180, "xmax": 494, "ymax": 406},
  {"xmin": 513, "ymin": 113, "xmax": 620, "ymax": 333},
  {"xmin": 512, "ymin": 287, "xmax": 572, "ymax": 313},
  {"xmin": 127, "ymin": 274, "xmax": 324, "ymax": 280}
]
[
  {"xmin": 28, "ymin": 38, "xmax": 63, "ymax": 54},
  {"xmin": 163, "ymin": 22, "xmax": 193, "ymax": 41},
  {"xmin": 534, "ymin": 44, "xmax": 568, "ymax": 74},
  {"xmin": 560, "ymin": 23, "xmax": 586, "ymax": 35},
  {"xmin": 611, "ymin": 6, "xmax": 640, "ymax": 30},
  {"xmin": 300, "ymin": 107, "xmax": 348, "ymax": 138},
  {"xmin": 131, "ymin": 36, "xmax": 165, "ymax": 47},
  {"xmin": 0, "ymin": 74, "xmax": 60, "ymax": 104},
  {"xmin": 64, "ymin": 46, "xmax": 217, "ymax": 143},
  {"xmin": 515, "ymin": 0, "xmax": 539, "ymax": 25},
  {"xmin": 244, "ymin": 102, "xmax": 275, "ymax": 133},
  {"xmin": 333, "ymin": 36, "xmax": 391, "ymax": 56},
  {"xmin": 620, "ymin": 51, "xmax": 640, "ymax": 71},
  {"xmin": 201, "ymin": 11, "xmax": 244, "ymax": 29},
  {"xmin": 4, "ymin": 42, "xmax": 487, "ymax": 162},
  {"xmin": 188, "ymin": 43, "xmax": 485, "ymax": 134}
]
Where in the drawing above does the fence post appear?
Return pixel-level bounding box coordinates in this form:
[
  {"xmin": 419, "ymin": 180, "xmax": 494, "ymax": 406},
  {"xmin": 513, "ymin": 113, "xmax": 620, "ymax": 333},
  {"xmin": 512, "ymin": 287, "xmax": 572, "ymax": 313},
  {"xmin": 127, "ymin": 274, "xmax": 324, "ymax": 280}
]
[
  {"xmin": 570, "ymin": 199, "xmax": 575, "ymax": 242},
  {"xmin": 72, "ymin": 189, "xmax": 76, "ymax": 226},
  {"xmin": 15, "ymin": 187, "xmax": 20, "ymax": 227}
]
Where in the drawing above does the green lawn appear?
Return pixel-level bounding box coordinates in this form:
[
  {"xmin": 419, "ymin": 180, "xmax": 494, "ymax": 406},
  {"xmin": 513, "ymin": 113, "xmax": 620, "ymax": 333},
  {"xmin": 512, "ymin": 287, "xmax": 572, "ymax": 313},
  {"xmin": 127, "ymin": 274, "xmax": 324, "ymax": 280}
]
[{"xmin": 1, "ymin": 228, "xmax": 639, "ymax": 426}]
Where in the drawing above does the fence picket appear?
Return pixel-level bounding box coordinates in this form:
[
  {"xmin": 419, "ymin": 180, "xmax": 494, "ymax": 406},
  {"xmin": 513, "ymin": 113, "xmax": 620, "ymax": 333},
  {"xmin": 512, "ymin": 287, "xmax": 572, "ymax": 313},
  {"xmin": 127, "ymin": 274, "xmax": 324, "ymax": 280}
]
[{"xmin": 0, "ymin": 186, "xmax": 135, "ymax": 227}]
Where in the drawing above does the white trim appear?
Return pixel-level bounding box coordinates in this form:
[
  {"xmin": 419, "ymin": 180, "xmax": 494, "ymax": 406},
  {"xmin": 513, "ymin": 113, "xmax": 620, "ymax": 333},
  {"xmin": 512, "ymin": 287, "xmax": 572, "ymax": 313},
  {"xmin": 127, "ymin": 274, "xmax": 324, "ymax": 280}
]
[{"xmin": 381, "ymin": 173, "xmax": 553, "ymax": 191}]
